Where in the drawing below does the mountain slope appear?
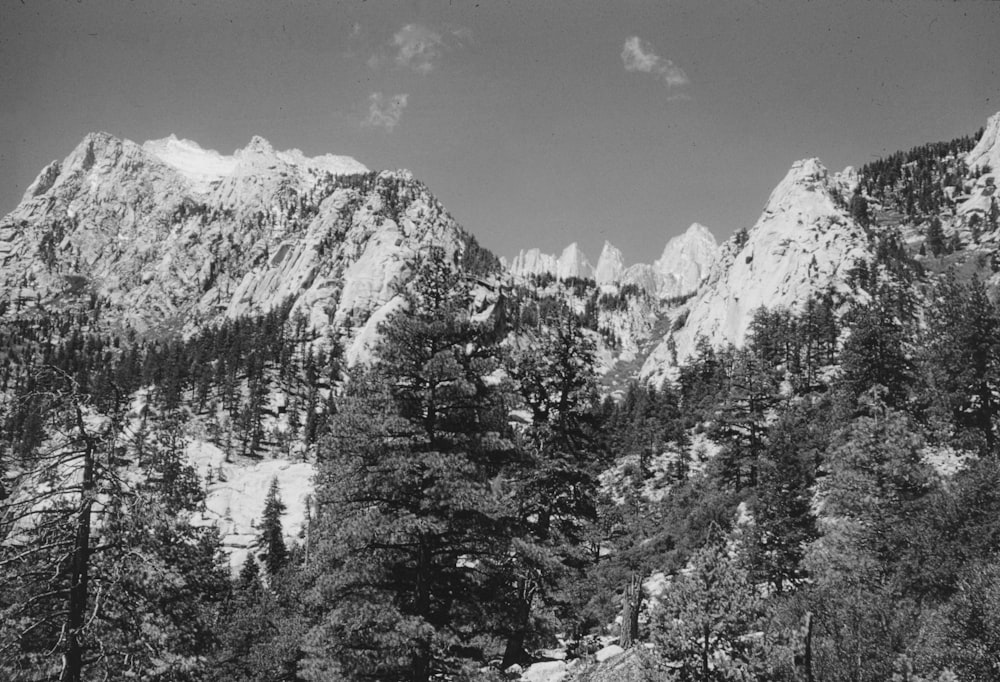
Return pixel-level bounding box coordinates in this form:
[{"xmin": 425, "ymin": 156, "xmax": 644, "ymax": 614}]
[
  {"xmin": 641, "ymin": 159, "xmax": 870, "ymax": 383},
  {"xmin": 0, "ymin": 133, "xmax": 496, "ymax": 365}
]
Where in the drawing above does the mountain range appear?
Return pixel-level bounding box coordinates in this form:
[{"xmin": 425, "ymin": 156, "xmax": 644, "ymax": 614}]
[
  {"xmin": 4, "ymin": 109, "xmax": 999, "ymax": 513},
  {"xmin": 4, "ymin": 109, "xmax": 1000, "ymax": 680},
  {"xmin": 5, "ymin": 112, "xmax": 999, "ymax": 383}
]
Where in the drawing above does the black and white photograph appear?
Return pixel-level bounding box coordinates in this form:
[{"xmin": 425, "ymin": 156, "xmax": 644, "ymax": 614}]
[{"xmin": 2, "ymin": 1, "xmax": 1000, "ymax": 680}]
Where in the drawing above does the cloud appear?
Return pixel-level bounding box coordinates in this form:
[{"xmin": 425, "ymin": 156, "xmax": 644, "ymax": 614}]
[
  {"xmin": 373, "ymin": 23, "xmax": 470, "ymax": 75},
  {"xmin": 363, "ymin": 92, "xmax": 409, "ymax": 132},
  {"xmin": 621, "ymin": 36, "xmax": 689, "ymax": 88},
  {"xmin": 393, "ymin": 24, "xmax": 446, "ymax": 74}
]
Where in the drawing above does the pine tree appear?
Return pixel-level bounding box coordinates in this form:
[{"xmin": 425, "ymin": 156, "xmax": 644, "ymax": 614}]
[
  {"xmin": 804, "ymin": 407, "xmax": 940, "ymax": 680},
  {"xmin": 650, "ymin": 539, "xmax": 768, "ymax": 681},
  {"xmin": 969, "ymin": 213, "xmax": 983, "ymax": 242},
  {"xmin": 838, "ymin": 294, "xmax": 914, "ymax": 412},
  {"xmin": 849, "ymin": 191, "xmax": 870, "ymax": 228},
  {"xmin": 259, "ymin": 477, "xmax": 288, "ymax": 576},
  {"xmin": 303, "ymin": 249, "xmax": 517, "ymax": 682},
  {"xmin": 500, "ymin": 314, "xmax": 602, "ymax": 665},
  {"xmin": 926, "ymin": 217, "xmax": 945, "ymax": 256},
  {"xmin": 747, "ymin": 401, "xmax": 824, "ymax": 592},
  {"xmin": 215, "ymin": 553, "xmax": 310, "ymax": 682},
  {"xmin": 238, "ymin": 553, "xmax": 264, "ymax": 594},
  {"xmin": 708, "ymin": 347, "xmax": 780, "ymax": 492},
  {"xmin": 918, "ymin": 273, "xmax": 1000, "ymax": 452},
  {"xmin": 0, "ymin": 377, "xmax": 227, "ymax": 680}
]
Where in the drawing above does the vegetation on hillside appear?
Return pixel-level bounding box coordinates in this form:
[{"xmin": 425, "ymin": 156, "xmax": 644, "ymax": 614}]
[{"xmin": 4, "ymin": 130, "xmax": 1000, "ymax": 681}]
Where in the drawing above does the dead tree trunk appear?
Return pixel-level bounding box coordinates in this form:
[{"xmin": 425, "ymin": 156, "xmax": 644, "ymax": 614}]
[
  {"xmin": 62, "ymin": 407, "xmax": 97, "ymax": 682},
  {"xmin": 804, "ymin": 611, "xmax": 814, "ymax": 682},
  {"xmin": 618, "ymin": 572, "xmax": 642, "ymax": 649}
]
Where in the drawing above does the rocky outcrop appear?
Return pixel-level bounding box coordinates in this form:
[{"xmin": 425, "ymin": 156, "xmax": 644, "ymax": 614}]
[
  {"xmin": 594, "ymin": 241, "xmax": 625, "ymax": 289},
  {"xmin": 967, "ymin": 111, "xmax": 1000, "ymax": 174},
  {"xmin": 508, "ymin": 224, "xmax": 718, "ymax": 300},
  {"xmin": 508, "ymin": 247, "xmax": 558, "ymax": 280},
  {"xmin": 652, "ymin": 222, "xmax": 718, "ymax": 299},
  {"xmin": 641, "ymin": 158, "xmax": 869, "ymax": 383},
  {"xmin": 959, "ymin": 113, "xmax": 1000, "ymax": 220},
  {"xmin": 557, "ymin": 242, "xmax": 594, "ymax": 280}
]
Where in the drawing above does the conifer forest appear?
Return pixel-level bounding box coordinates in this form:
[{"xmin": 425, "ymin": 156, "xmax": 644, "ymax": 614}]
[{"xmin": 4, "ymin": 114, "xmax": 1000, "ymax": 681}]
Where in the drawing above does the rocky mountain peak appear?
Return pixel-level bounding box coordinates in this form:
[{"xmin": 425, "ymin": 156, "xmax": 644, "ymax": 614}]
[
  {"xmin": 0, "ymin": 130, "xmax": 472, "ymax": 362},
  {"xmin": 682, "ymin": 221, "xmax": 714, "ymax": 241},
  {"xmin": 509, "ymin": 224, "xmax": 718, "ymax": 300},
  {"xmin": 641, "ymin": 157, "xmax": 869, "ymax": 383},
  {"xmin": 651, "ymin": 222, "xmax": 719, "ymax": 300},
  {"xmin": 759, "ymin": 158, "xmax": 837, "ymax": 222},
  {"xmin": 508, "ymin": 248, "xmax": 557, "ymax": 280},
  {"xmin": 141, "ymin": 134, "xmax": 368, "ymax": 194},
  {"xmin": 557, "ymin": 242, "xmax": 594, "ymax": 280},
  {"xmin": 245, "ymin": 134, "xmax": 274, "ymax": 154},
  {"xmin": 61, "ymin": 132, "xmax": 140, "ymax": 176},
  {"xmin": 594, "ymin": 241, "xmax": 625, "ymax": 288}
]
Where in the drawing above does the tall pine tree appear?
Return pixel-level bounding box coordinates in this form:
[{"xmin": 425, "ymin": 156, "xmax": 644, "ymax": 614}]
[
  {"xmin": 302, "ymin": 249, "xmax": 517, "ymax": 682},
  {"xmin": 259, "ymin": 477, "xmax": 288, "ymax": 577}
]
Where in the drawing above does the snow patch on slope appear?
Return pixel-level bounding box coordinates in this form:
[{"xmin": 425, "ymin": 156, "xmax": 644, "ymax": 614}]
[
  {"xmin": 143, "ymin": 134, "xmax": 368, "ymax": 193},
  {"xmin": 142, "ymin": 135, "xmax": 239, "ymax": 191},
  {"xmin": 186, "ymin": 439, "xmax": 314, "ymax": 570}
]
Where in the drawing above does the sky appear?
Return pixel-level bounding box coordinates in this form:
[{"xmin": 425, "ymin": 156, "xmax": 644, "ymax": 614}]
[{"xmin": 1, "ymin": 1, "xmax": 998, "ymax": 266}]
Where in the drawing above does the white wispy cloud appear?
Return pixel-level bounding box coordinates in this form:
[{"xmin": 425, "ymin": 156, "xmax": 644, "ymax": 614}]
[
  {"xmin": 363, "ymin": 92, "xmax": 409, "ymax": 132},
  {"xmin": 393, "ymin": 24, "xmax": 446, "ymax": 74},
  {"xmin": 621, "ymin": 36, "xmax": 689, "ymax": 88},
  {"xmin": 367, "ymin": 23, "xmax": 470, "ymax": 75}
]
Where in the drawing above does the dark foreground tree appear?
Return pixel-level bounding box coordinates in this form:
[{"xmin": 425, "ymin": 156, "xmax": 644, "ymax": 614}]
[
  {"xmin": 302, "ymin": 249, "xmax": 517, "ymax": 682},
  {"xmin": 499, "ymin": 314, "xmax": 601, "ymax": 666}
]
